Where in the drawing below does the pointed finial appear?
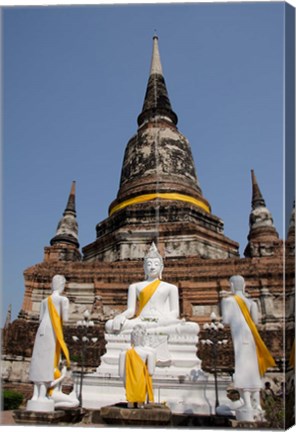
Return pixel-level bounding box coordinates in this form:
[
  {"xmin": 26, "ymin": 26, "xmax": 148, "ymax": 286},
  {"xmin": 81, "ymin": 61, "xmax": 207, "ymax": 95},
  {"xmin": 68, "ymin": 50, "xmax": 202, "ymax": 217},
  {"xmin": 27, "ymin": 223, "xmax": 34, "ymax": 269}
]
[
  {"xmin": 150, "ymin": 33, "xmax": 163, "ymax": 76},
  {"xmin": 64, "ymin": 181, "xmax": 76, "ymax": 215},
  {"xmin": 251, "ymin": 169, "xmax": 266, "ymax": 209},
  {"xmin": 137, "ymin": 34, "xmax": 178, "ymax": 126},
  {"xmin": 70, "ymin": 180, "xmax": 76, "ymax": 195},
  {"xmin": 50, "ymin": 181, "xmax": 79, "ymax": 248}
]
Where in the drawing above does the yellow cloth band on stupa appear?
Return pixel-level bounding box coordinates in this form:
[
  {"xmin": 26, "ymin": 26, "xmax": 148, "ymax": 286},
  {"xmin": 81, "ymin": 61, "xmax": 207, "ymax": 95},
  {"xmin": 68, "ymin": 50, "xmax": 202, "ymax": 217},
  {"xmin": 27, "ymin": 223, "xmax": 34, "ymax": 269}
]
[
  {"xmin": 109, "ymin": 192, "xmax": 211, "ymax": 216},
  {"xmin": 234, "ymin": 295, "xmax": 276, "ymax": 377}
]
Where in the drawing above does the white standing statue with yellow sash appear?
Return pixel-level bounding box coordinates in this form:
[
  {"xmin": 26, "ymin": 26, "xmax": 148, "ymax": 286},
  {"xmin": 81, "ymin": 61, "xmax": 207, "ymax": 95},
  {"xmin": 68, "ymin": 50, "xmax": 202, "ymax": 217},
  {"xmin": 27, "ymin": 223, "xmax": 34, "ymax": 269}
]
[
  {"xmin": 221, "ymin": 275, "xmax": 276, "ymax": 422},
  {"xmin": 27, "ymin": 275, "xmax": 78, "ymax": 412},
  {"xmin": 119, "ymin": 325, "xmax": 155, "ymax": 407}
]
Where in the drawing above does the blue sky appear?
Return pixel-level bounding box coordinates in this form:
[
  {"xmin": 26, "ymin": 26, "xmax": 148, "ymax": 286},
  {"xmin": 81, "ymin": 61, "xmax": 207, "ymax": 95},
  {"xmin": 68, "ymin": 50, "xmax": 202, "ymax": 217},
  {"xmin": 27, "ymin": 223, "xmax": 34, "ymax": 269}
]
[{"xmin": 2, "ymin": 3, "xmax": 292, "ymax": 321}]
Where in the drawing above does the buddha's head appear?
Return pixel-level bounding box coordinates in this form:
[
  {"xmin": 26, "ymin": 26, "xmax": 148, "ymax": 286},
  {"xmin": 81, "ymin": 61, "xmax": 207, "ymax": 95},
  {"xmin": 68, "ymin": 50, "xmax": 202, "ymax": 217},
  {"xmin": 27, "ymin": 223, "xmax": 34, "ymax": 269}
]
[
  {"xmin": 144, "ymin": 243, "xmax": 164, "ymax": 279},
  {"xmin": 229, "ymin": 275, "xmax": 245, "ymax": 294},
  {"xmin": 52, "ymin": 275, "xmax": 66, "ymax": 294}
]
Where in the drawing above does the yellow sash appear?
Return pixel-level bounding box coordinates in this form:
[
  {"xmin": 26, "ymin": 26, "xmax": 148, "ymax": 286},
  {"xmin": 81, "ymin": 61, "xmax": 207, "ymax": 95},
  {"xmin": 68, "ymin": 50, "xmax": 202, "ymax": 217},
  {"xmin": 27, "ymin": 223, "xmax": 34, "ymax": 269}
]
[
  {"xmin": 234, "ymin": 295, "xmax": 276, "ymax": 376},
  {"xmin": 137, "ymin": 279, "xmax": 161, "ymax": 317},
  {"xmin": 47, "ymin": 296, "xmax": 71, "ymax": 369},
  {"xmin": 125, "ymin": 348, "xmax": 154, "ymax": 403}
]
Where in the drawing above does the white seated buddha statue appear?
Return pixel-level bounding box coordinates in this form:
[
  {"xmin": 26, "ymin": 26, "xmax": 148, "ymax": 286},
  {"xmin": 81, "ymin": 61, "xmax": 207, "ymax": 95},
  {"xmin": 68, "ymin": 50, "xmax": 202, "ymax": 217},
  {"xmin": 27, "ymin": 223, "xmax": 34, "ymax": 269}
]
[{"xmin": 105, "ymin": 243, "xmax": 199, "ymax": 336}]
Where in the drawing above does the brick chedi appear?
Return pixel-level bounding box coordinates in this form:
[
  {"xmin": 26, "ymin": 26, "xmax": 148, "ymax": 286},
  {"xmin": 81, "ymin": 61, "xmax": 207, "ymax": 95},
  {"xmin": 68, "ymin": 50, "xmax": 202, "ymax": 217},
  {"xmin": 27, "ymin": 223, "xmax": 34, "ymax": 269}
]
[
  {"xmin": 2, "ymin": 36, "xmax": 290, "ymax": 393},
  {"xmin": 83, "ymin": 35, "xmax": 239, "ymax": 262},
  {"xmin": 44, "ymin": 181, "xmax": 81, "ymax": 262},
  {"xmin": 244, "ymin": 170, "xmax": 281, "ymax": 258}
]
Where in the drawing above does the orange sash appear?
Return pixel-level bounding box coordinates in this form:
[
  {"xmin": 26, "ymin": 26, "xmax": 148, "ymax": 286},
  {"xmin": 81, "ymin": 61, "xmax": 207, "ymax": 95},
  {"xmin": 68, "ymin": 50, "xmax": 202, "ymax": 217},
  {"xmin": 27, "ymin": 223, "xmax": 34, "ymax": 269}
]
[
  {"xmin": 125, "ymin": 348, "xmax": 154, "ymax": 403},
  {"xmin": 47, "ymin": 296, "xmax": 70, "ymax": 369},
  {"xmin": 234, "ymin": 295, "xmax": 276, "ymax": 376},
  {"xmin": 137, "ymin": 279, "xmax": 161, "ymax": 316}
]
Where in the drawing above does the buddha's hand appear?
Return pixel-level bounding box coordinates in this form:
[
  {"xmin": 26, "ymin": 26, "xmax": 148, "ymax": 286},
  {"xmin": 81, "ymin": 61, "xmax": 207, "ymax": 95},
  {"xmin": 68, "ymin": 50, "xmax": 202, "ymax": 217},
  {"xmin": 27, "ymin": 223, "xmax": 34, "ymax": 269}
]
[
  {"xmin": 113, "ymin": 314, "xmax": 126, "ymax": 331},
  {"xmin": 141, "ymin": 308, "xmax": 163, "ymax": 322}
]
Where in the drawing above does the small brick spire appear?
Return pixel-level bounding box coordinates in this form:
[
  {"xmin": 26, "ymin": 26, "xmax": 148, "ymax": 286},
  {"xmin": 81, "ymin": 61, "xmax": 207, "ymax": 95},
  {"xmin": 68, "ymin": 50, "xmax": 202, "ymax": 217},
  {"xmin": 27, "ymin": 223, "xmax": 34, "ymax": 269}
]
[
  {"xmin": 64, "ymin": 180, "xmax": 76, "ymax": 216},
  {"xmin": 50, "ymin": 181, "xmax": 79, "ymax": 248},
  {"xmin": 244, "ymin": 170, "xmax": 280, "ymax": 257},
  {"xmin": 251, "ymin": 169, "xmax": 266, "ymax": 209}
]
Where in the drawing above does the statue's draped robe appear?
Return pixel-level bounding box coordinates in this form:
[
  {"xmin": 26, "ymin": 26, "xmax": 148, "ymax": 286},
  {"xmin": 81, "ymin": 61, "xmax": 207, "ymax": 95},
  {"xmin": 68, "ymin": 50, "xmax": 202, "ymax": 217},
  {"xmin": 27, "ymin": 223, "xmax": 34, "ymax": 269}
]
[
  {"xmin": 223, "ymin": 295, "xmax": 275, "ymax": 390},
  {"xmin": 125, "ymin": 348, "xmax": 154, "ymax": 403},
  {"xmin": 29, "ymin": 295, "xmax": 70, "ymax": 382},
  {"xmin": 136, "ymin": 279, "xmax": 161, "ymax": 316},
  {"xmin": 234, "ymin": 295, "xmax": 275, "ymax": 376}
]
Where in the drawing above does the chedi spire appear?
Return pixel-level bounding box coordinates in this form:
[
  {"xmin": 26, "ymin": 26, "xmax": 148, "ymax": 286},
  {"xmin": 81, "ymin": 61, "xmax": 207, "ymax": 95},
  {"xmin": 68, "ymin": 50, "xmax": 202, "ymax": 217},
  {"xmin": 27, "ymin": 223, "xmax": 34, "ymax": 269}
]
[
  {"xmin": 244, "ymin": 170, "xmax": 280, "ymax": 257},
  {"xmin": 137, "ymin": 35, "xmax": 178, "ymax": 127},
  {"xmin": 50, "ymin": 181, "xmax": 79, "ymax": 249},
  {"xmin": 251, "ymin": 169, "xmax": 266, "ymax": 209},
  {"xmin": 150, "ymin": 34, "xmax": 163, "ymax": 75}
]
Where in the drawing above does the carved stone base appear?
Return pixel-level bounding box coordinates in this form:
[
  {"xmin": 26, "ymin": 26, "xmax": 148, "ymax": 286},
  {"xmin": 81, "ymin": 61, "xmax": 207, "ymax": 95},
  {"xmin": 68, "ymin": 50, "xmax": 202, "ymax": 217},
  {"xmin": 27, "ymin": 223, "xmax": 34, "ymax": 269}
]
[
  {"xmin": 100, "ymin": 403, "xmax": 172, "ymax": 426},
  {"xmin": 13, "ymin": 407, "xmax": 86, "ymax": 425},
  {"xmin": 13, "ymin": 409, "xmax": 65, "ymax": 425}
]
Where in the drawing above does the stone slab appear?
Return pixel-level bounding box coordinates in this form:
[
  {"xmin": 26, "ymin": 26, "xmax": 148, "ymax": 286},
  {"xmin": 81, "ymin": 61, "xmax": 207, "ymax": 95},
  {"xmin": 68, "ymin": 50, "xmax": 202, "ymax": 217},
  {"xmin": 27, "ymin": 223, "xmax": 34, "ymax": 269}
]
[
  {"xmin": 230, "ymin": 419, "xmax": 269, "ymax": 429},
  {"xmin": 59, "ymin": 407, "xmax": 86, "ymax": 424},
  {"xmin": 100, "ymin": 403, "xmax": 171, "ymax": 426},
  {"xmin": 13, "ymin": 409, "xmax": 65, "ymax": 425},
  {"xmin": 13, "ymin": 407, "xmax": 86, "ymax": 425},
  {"xmin": 171, "ymin": 413, "xmax": 234, "ymax": 428}
]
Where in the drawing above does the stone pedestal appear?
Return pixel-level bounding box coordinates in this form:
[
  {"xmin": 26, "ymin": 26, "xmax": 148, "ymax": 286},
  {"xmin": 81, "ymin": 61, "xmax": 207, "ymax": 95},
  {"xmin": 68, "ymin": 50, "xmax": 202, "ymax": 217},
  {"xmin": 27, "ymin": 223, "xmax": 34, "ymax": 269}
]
[
  {"xmin": 13, "ymin": 407, "xmax": 85, "ymax": 425},
  {"xmin": 100, "ymin": 403, "xmax": 171, "ymax": 426},
  {"xmin": 78, "ymin": 372, "xmax": 232, "ymax": 415},
  {"xmin": 230, "ymin": 418, "xmax": 268, "ymax": 429},
  {"xmin": 13, "ymin": 409, "xmax": 65, "ymax": 425}
]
